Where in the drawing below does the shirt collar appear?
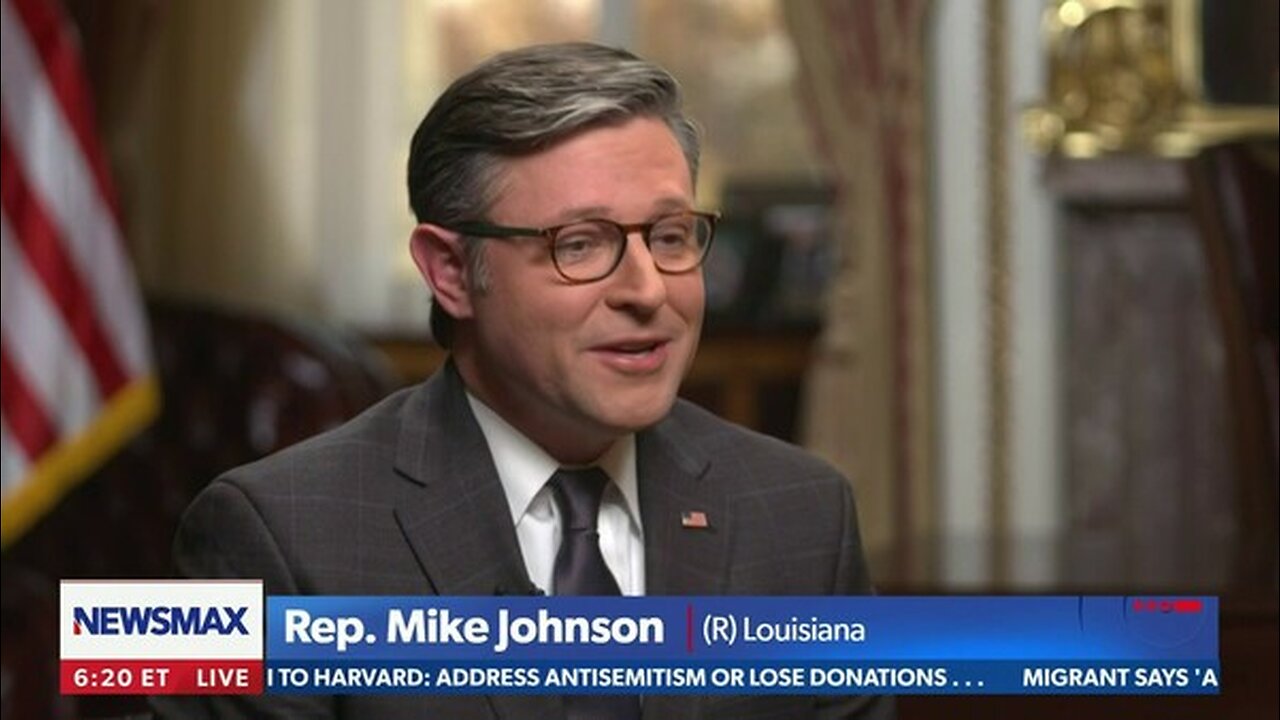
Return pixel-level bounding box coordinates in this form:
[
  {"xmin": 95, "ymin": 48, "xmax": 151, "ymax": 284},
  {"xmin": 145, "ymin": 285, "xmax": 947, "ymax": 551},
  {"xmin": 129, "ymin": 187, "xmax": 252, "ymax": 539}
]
[{"xmin": 465, "ymin": 392, "xmax": 641, "ymax": 531}]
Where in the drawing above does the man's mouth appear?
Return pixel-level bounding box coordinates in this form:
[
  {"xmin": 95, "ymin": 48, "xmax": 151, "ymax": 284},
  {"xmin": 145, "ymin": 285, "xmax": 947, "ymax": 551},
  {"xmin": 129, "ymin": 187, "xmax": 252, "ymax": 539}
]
[
  {"xmin": 607, "ymin": 340, "xmax": 663, "ymax": 354},
  {"xmin": 589, "ymin": 338, "xmax": 672, "ymax": 372}
]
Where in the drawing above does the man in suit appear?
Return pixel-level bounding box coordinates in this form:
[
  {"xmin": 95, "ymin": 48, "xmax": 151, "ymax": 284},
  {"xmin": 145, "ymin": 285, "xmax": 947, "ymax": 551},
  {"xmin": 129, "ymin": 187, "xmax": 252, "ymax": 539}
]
[{"xmin": 154, "ymin": 42, "xmax": 892, "ymax": 720}]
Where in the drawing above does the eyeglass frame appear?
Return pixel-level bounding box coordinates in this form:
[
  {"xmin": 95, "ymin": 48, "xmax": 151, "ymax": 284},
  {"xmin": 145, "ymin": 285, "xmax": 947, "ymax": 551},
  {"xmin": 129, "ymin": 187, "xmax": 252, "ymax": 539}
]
[{"xmin": 440, "ymin": 210, "xmax": 720, "ymax": 284}]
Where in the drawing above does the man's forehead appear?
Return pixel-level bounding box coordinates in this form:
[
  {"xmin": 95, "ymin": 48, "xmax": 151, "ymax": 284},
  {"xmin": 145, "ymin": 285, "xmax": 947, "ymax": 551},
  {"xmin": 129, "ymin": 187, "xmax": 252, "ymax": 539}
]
[{"xmin": 483, "ymin": 119, "xmax": 694, "ymax": 217}]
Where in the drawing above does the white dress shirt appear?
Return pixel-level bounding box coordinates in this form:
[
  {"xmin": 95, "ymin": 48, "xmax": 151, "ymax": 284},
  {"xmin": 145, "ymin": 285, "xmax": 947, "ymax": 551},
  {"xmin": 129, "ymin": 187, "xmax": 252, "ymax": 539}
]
[{"xmin": 466, "ymin": 393, "xmax": 645, "ymax": 596}]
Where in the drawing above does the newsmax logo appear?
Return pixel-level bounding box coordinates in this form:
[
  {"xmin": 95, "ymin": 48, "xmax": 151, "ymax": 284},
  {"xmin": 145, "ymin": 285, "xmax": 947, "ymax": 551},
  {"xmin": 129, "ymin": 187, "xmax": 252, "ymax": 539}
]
[
  {"xmin": 61, "ymin": 581, "xmax": 263, "ymax": 695},
  {"xmin": 61, "ymin": 581, "xmax": 262, "ymax": 662},
  {"xmin": 72, "ymin": 604, "xmax": 250, "ymax": 636}
]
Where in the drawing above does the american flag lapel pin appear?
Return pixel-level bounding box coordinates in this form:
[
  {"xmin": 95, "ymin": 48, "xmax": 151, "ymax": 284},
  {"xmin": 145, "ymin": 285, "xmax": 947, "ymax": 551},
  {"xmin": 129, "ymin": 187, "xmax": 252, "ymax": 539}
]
[{"xmin": 681, "ymin": 510, "xmax": 709, "ymax": 529}]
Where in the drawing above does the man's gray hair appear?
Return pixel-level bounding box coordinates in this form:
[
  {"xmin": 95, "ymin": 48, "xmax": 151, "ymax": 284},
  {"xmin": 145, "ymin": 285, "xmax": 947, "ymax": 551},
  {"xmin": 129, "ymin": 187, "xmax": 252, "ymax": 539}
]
[{"xmin": 407, "ymin": 42, "xmax": 701, "ymax": 347}]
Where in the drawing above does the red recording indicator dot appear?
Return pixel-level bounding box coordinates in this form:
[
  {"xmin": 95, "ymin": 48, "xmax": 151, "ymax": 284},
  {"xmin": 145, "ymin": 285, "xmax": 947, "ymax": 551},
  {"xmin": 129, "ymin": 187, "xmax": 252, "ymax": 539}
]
[
  {"xmin": 1172, "ymin": 599, "xmax": 1203, "ymax": 614},
  {"xmin": 1132, "ymin": 598, "xmax": 1204, "ymax": 613}
]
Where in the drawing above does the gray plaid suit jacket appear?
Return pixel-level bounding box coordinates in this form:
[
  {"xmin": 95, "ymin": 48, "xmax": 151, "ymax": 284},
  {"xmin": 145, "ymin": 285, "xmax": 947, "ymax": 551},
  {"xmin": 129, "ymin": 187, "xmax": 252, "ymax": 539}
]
[{"xmin": 152, "ymin": 362, "xmax": 892, "ymax": 720}]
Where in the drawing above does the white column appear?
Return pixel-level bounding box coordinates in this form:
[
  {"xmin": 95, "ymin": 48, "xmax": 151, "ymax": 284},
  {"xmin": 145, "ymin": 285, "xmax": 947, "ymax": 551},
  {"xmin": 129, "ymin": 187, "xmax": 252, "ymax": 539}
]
[
  {"xmin": 932, "ymin": 0, "xmax": 991, "ymax": 585},
  {"xmin": 1008, "ymin": 0, "xmax": 1062, "ymax": 585},
  {"xmin": 931, "ymin": 0, "xmax": 1062, "ymax": 586}
]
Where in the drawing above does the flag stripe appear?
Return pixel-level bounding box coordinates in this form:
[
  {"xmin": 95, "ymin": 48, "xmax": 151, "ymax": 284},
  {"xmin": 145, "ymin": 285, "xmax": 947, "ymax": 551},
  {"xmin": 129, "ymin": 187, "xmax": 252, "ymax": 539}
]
[
  {"xmin": 0, "ymin": 122, "xmax": 128, "ymax": 397},
  {"xmin": 1, "ymin": 214, "xmax": 101, "ymax": 434},
  {"xmin": 0, "ymin": 350, "xmax": 58, "ymax": 460},
  {"xmin": 6, "ymin": 0, "xmax": 121, "ymax": 224},
  {"xmin": 0, "ymin": 0, "xmax": 150, "ymax": 376}
]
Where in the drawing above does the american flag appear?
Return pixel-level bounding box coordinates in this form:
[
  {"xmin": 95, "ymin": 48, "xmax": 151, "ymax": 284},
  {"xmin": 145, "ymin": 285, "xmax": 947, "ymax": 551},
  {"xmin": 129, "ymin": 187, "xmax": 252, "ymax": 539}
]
[
  {"xmin": 681, "ymin": 510, "xmax": 709, "ymax": 529},
  {"xmin": 1, "ymin": 0, "xmax": 158, "ymax": 547}
]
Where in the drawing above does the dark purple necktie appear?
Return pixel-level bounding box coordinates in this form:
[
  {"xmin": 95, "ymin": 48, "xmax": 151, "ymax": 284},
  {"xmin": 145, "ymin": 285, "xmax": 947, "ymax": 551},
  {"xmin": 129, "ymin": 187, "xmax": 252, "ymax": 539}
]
[{"xmin": 549, "ymin": 468, "xmax": 640, "ymax": 720}]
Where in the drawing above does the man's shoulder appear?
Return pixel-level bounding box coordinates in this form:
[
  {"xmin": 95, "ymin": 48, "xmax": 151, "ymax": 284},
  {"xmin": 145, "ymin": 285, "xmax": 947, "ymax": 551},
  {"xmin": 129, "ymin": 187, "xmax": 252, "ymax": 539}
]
[
  {"xmin": 174, "ymin": 383, "xmax": 440, "ymax": 596},
  {"xmin": 213, "ymin": 384, "xmax": 417, "ymax": 497}
]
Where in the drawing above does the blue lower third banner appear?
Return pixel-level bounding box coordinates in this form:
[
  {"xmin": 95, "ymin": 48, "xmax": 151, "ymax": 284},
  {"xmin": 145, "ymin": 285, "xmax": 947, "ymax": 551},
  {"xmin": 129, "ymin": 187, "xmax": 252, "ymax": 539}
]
[{"xmin": 265, "ymin": 596, "xmax": 1219, "ymax": 695}]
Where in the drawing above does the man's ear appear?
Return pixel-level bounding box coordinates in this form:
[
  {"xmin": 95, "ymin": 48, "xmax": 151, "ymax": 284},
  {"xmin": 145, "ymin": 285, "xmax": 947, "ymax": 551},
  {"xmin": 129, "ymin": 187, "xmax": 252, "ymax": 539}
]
[{"xmin": 410, "ymin": 223, "xmax": 474, "ymax": 320}]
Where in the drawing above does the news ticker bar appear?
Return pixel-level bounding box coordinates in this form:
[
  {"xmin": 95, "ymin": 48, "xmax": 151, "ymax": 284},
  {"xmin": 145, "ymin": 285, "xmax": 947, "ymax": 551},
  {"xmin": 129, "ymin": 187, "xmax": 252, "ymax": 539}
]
[
  {"xmin": 60, "ymin": 584, "xmax": 1220, "ymax": 696},
  {"xmin": 61, "ymin": 660, "xmax": 1221, "ymax": 695}
]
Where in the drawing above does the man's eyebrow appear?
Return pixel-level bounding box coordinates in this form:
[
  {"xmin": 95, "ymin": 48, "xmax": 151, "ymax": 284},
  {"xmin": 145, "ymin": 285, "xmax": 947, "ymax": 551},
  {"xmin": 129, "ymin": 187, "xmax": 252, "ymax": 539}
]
[
  {"xmin": 550, "ymin": 206, "xmax": 613, "ymax": 224},
  {"xmin": 650, "ymin": 197, "xmax": 693, "ymax": 215},
  {"xmin": 549, "ymin": 198, "xmax": 693, "ymax": 225}
]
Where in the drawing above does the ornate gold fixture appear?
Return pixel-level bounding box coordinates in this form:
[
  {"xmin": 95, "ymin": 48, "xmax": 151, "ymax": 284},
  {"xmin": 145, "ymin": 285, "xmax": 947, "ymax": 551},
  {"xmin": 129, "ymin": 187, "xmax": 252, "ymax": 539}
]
[{"xmin": 1024, "ymin": 0, "xmax": 1278, "ymax": 157}]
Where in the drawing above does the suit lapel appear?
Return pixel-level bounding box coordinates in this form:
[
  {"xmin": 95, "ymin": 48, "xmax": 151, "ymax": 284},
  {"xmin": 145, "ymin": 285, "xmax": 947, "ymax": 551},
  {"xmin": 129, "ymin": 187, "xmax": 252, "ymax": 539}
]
[
  {"xmin": 392, "ymin": 362, "xmax": 532, "ymax": 595},
  {"xmin": 390, "ymin": 362, "xmax": 561, "ymax": 720},
  {"xmin": 638, "ymin": 406, "xmax": 730, "ymax": 596},
  {"xmin": 638, "ymin": 406, "xmax": 731, "ymax": 720}
]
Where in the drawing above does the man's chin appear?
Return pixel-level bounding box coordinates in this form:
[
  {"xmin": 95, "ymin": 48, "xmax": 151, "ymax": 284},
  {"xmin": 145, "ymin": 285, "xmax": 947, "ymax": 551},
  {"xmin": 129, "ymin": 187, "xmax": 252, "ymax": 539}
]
[{"xmin": 592, "ymin": 392, "xmax": 678, "ymax": 433}]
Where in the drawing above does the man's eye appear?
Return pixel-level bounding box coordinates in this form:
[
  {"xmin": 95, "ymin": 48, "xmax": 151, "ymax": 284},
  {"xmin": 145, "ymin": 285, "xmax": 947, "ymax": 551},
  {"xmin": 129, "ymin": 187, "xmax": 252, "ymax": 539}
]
[
  {"xmin": 650, "ymin": 225, "xmax": 693, "ymax": 252},
  {"xmin": 555, "ymin": 234, "xmax": 607, "ymax": 262}
]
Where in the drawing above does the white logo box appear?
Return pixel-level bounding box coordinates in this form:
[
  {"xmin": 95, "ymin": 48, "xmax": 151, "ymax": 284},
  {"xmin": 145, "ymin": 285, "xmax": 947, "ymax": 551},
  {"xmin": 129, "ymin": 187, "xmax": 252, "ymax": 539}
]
[{"xmin": 60, "ymin": 580, "xmax": 263, "ymax": 660}]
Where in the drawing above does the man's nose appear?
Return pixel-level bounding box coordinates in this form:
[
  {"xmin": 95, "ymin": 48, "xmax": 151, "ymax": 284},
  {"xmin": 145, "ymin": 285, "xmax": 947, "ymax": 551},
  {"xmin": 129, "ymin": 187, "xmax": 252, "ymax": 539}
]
[{"xmin": 605, "ymin": 232, "xmax": 667, "ymax": 312}]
